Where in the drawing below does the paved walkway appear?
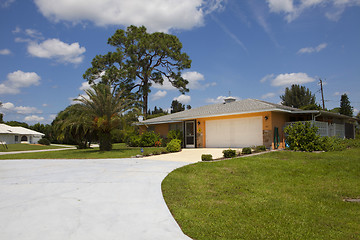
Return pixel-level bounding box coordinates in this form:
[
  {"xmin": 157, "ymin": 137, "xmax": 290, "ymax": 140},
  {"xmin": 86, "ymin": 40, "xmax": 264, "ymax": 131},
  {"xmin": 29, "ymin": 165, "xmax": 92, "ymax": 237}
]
[{"xmin": 0, "ymin": 159, "xmax": 192, "ymax": 240}]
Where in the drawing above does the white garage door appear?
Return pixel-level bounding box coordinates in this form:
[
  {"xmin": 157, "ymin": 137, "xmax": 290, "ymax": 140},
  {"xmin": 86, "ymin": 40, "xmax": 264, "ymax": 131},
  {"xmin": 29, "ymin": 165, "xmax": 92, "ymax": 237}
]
[{"xmin": 205, "ymin": 117, "xmax": 263, "ymax": 148}]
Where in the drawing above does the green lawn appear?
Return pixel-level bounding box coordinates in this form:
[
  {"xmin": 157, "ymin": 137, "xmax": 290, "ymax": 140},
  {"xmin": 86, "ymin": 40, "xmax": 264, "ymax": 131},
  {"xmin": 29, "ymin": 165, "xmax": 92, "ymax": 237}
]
[
  {"xmin": 0, "ymin": 143, "xmax": 69, "ymax": 152},
  {"xmin": 162, "ymin": 149, "xmax": 360, "ymax": 240},
  {"xmin": 0, "ymin": 143, "xmax": 164, "ymax": 159}
]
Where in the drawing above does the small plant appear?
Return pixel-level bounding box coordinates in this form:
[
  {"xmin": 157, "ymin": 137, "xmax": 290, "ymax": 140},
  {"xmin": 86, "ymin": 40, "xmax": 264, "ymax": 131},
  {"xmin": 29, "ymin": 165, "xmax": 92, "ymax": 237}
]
[
  {"xmin": 242, "ymin": 147, "xmax": 252, "ymax": 154},
  {"xmin": 152, "ymin": 149, "xmax": 161, "ymax": 155},
  {"xmin": 38, "ymin": 138, "xmax": 51, "ymax": 145},
  {"xmin": 166, "ymin": 139, "xmax": 182, "ymax": 152},
  {"xmin": 223, "ymin": 149, "xmax": 236, "ymax": 158},
  {"xmin": 201, "ymin": 154, "xmax": 213, "ymax": 161},
  {"xmin": 167, "ymin": 129, "xmax": 183, "ymax": 144},
  {"xmin": 254, "ymin": 145, "xmax": 266, "ymax": 152},
  {"xmin": 154, "ymin": 140, "xmax": 162, "ymax": 147}
]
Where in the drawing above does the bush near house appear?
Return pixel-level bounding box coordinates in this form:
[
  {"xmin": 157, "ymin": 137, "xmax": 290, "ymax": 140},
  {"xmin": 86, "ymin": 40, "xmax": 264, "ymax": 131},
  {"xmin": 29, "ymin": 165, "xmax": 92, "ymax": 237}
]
[
  {"xmin": 166, "ymin": 139, "xmax": 182, "ymax": 152},
  {"xmin": 223, "ymin": 149, "xmax": 236, "ymax": 158},
  {"xmin": 253, "ymin": 145, "xmax": 266, "ymax": 152},
  {"xmin": 38, "ymin": 138, "xmax": 51, "ymax": 146},
  {"xmin": 284, "ymin": 121, "xmax": 321, "ymax": 152},
  {"xmin": 242, "ymin": 147, "xmax": 252, "ymax": 155},
  {"xmin": 126, "ymin": 131, "xmax": 161, "ymax": 147},
  {"xmin": 167, "ymin": 129, "xmax": 183, "ymax": 143}
]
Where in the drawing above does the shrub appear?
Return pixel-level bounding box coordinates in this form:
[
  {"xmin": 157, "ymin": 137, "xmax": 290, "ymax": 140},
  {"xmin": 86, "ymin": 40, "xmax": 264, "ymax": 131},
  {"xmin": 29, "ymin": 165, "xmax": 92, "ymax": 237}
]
[
  {"xmin": 223, "ymin": 149, "xmax": 236, "ymax": 158},
  {"xmin": 38, "ymin": 138, "xmax": 51, "ymax": 145},
  {"xmin": 201, "ymin": 154, "xmax": 213, "ymax": 161},
  {"xmin": 254, "ymin": 145, "xmax": 266, "ymax": 152},
  {"xmin": 167, "ymin": 130, "xmax": 183, "ymax": 144},
  {"xmin": 166, "ymin": 139, "xmax": 182, "ymax": 152},
  {"xmin": 139, "ymin": 131, "xmax": 161, "ymax": 147},
  {"xmin": 126, "ymin": 135, "xmax": 141, "ymax": 147},
  {"xmin": 284, "ymin": 121, "xmax": 321, "ymax": 152},
  {"xmin": 242, "ymin": 147, "xmax": 252, "ymax": 154}
]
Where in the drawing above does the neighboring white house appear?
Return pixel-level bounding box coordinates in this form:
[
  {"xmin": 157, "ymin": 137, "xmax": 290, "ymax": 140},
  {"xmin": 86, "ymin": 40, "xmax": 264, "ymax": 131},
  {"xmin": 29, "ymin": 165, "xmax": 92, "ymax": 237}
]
[{"xmin": 0, "ymin": 124, "xmax": 45, "ymax": 144}]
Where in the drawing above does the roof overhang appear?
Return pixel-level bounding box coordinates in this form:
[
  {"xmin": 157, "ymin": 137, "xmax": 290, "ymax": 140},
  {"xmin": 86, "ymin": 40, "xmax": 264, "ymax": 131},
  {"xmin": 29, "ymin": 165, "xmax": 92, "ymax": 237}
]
[{"xmin": 136, "ymin": 108, "xmax": 294, "ymax": 126}]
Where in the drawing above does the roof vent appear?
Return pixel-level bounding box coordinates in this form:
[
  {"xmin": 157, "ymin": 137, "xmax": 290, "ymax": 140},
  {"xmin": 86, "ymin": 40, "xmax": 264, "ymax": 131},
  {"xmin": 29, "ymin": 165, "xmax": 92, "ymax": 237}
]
[{"xmin": 224, "ymin": 96, "xmax": 236, "ymax": 104}]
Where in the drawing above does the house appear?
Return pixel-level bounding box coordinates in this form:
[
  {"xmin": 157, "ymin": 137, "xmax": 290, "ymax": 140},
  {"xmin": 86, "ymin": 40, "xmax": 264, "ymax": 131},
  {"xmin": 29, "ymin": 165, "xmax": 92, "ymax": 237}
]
[
  {"xmin": 137, "ymin": 98, "xmax": 358, "ymax": 149},
  {"xmin": 0, "ymin": 124, "xmax": 45, "ymax": 144}
]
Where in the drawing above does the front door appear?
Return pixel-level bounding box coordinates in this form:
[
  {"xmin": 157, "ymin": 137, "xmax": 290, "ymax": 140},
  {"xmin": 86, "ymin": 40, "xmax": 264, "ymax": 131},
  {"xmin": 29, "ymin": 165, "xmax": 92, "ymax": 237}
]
[{"xmin": 185, "ymin": 121, "xmax": 195, "ymax": 148}]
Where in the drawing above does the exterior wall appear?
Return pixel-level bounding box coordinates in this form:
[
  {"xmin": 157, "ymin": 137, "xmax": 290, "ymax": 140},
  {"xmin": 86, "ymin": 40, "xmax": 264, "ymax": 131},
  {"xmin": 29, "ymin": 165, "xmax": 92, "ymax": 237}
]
[
  {"xmin": 0, "ymin": 134, "xmax": 21, "ymax": 144},
  {"xmin": 270, "ymin": 112, "xmax": 290, "ymax": 149},
  {"xmin": 138, "ymin": 123, "xmax": 171, "ymax": 138}
]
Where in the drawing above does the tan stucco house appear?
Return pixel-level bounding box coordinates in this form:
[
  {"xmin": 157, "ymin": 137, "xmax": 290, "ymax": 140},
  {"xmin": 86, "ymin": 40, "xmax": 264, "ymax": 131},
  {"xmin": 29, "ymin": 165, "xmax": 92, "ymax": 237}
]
[{"xmin": 137, "ymin": 98, "xmax": 358, "ymax": 149}]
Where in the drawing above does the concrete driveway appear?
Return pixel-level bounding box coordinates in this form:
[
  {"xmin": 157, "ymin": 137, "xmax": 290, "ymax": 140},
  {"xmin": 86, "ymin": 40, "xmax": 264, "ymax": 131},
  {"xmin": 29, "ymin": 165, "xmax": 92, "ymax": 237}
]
[{"xmin": 0, "ymin": 159, "xmax": 192, "ymax": 240}]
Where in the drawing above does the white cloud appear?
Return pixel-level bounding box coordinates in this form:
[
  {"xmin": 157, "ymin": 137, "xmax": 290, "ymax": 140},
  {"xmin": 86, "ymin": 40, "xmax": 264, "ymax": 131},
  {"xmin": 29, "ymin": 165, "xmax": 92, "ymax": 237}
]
[
  {"xmin": 354, "ymin": 108, "xmax": 359, "ymax": 115},
  {"xmin": 333, "ymin": 91, "xmax": 348, "ymax": 96},
  {"xmin": 267, "ymin": 0, "xmax": 360, "ymax": 22},
  {"xmin": 0, "ymin": 48, "xmax": 11, "ymax": 55},
  {"xmin": 153, "ymin": 71, "xmax": 215, "ymax": 91},
  {"xmin": 151, "ymin": 90, "xmax": 167, "ymax": 101},
  {"xmin": 298, "ymin": 43, "xmax": 327, "ymax": 54},
  {"xmin": 260, "ymin": 73, "xmax": 275, "ymax": 83},
  {"xmin": 0, "ymin": 70, "xmax": 41, "ymax": 95},
  {"xmin": 28, "ymin": 38, "xmax": 86, "ymax": 64},
  {"xmin": 0, "ymin": 102, "xmax": 42, "ymax": 115},
  {"xmin": 79, "ymin": 81, "xmax": 91, "ymax": 91},
  {"xmin": 34, "ymin": 0, "xmax": 225, "ymax": 33},
  {"xmin": 24, "ymin": 115, "xmax": 45, "ymax": 122},
  {"xmin": 261, "ymin": 92, "xmax": 276, "ymax": 99},
  {"xmin": 174, "ymin": 94, "xmax": 191, "ymax": 104},
  {"xmin": 271, "ymin": 72, "xmax": 315, "ymax": 86},
  {"xmin": 206, "ymin": 95, "xmax": 241, "ymax": 104}
]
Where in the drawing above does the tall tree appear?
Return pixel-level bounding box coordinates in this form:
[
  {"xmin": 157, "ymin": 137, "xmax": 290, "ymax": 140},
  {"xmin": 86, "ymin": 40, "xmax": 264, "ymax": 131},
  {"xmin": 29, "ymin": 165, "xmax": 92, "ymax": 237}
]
[
  {"xmin": 339, "ymin": 93, "xmax": 353, "ymax": 116},
  {"xmin": 76, "ymin": 84, "xmax": 135, "ymax": 151},
  {"xmin": 171, "ymin": 100, "xmax": 185, "ymax": 113},
  {"xmin": 83, "ymin": 25, "xmax": 191, "ymax": 117},
  {"xmin": 280, "ymin": 84, "xmax": 316, "ymax": 109}
]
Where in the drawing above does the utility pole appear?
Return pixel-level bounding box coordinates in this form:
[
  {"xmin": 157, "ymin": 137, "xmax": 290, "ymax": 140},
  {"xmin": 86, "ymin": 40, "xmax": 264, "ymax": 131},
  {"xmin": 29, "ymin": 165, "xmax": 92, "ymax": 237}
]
[{"xmin": 319, "ymin": 78, "xmax": 325, "ymax": 110}]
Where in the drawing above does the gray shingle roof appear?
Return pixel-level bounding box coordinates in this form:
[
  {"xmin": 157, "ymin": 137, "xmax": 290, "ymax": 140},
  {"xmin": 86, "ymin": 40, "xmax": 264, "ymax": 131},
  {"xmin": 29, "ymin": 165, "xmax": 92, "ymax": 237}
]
[{"xmin": 139, "ymin": 99, "xmax": 299, "ymax": 125}]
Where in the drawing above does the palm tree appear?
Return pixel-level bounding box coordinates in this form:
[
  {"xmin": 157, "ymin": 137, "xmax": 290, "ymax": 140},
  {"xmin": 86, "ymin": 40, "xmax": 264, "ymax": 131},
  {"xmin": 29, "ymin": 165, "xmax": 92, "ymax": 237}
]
[
  {"xmin": 76, "ymin": 83, "xmax": 135, "ymax": 151},
  {"xmin": 52, "ymin": 104, "xmax": 95, "ymax": 148}
]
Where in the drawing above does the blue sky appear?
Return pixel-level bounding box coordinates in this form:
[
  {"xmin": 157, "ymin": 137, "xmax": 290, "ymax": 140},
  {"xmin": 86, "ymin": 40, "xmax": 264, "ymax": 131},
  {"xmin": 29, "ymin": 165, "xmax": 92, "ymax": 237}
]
[{"xmin": 1, "ymin": 0, "xmax": 359, "ymax": 124}]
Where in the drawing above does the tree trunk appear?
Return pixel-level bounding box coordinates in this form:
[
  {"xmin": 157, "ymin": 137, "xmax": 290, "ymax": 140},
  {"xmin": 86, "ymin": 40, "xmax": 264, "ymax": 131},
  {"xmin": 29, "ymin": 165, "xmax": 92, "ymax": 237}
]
[
  {"xmin": 143, "ymin": 93, "xmax": 148, "ymax": 118},
  {"xmin": 99, "ymin": 131, "xmax": 112, "ymax": 151}
]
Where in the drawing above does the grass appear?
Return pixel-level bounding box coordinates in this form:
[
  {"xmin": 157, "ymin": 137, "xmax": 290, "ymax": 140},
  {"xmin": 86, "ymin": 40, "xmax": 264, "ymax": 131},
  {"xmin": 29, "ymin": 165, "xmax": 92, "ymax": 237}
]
[
  {"xmin": 0, "ymin": 143, "xmax": 165, "ymax": 159},
  {"xmin": 162, "ymin": 148, "xmax": 360, "ymax": 240},
  {"xmin": 0, "ymin": 143, "xmax": 68, "ymax": 152}
]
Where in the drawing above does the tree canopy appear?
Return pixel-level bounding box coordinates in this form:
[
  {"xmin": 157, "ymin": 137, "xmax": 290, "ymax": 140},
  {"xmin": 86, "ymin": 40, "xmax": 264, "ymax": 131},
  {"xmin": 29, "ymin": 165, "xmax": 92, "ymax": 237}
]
[
  {"xmin": 280, "ymin": 84, "xmax": 316, "ymax": 109},
  {"xmin": 83, "ymin": 25, "xmax": 192, "ymax": 117},
  {"xmin": 339, "ymin": 93, "xmax": 353, "ymax": 117},
  {"xmin": 171, "ymin": 100, "xmax": 185, "ymax": 113}
]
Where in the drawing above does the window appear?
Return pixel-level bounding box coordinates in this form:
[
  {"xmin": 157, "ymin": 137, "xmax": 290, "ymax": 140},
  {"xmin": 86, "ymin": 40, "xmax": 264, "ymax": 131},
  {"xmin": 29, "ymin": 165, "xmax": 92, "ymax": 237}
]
[
  {"xmin": 15, "ymin": 136, "xmax": 18, "ymax": 142},
  {"xmin": 169, "ymin": 123, "xmax": 182, "ymax": 131}
]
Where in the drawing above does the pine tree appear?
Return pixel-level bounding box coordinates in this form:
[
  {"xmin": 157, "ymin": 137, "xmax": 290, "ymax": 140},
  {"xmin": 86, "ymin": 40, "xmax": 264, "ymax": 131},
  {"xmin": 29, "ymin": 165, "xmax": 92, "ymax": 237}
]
[{"xmin": 339, "ymin": 93, "xmax": 353, "ymax": 116}]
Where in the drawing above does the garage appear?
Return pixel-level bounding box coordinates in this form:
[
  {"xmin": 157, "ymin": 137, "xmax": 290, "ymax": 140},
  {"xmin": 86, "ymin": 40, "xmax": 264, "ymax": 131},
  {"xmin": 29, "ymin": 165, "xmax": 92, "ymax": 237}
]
[{"xmin": 205, "ymin": 116, "xmax": 263, "ymax": 148}]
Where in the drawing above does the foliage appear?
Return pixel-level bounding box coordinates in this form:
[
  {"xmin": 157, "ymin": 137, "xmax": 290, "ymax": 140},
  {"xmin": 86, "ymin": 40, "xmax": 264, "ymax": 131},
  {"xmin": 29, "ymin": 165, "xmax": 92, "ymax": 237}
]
[
  {"xmin": 339, "ymin": 93, "xmax": 353, "ymax": 116},
  {"xmin": 162, "ymin": 148, "xmax": 360, "ymax": 240},
  {"xmin": 171, "ymin": 100, "xmax": 185, "ymax": 113},
  {"xmin": 201, "ymin": 154, "xmax": 213, "ymax": 161},
  {"xmin": 253, "ymin": 145, "xmax": 266, "ymax": 152},
  {"xmin": 83, "ymin": 25, "xmax": 191, "ymax": 116},
  {"xmin": 37, "ymin": 138, "xmax": 51, "ymax": 146},
  {"xmin": 166, "ymin": 139, "xmax": 182, "ymax": 152},
  {"xmin": 284, "ymin": 121, "xmax": 321, "ymax": 152},
  {"xmin": 300, "ymin": 103, "xmax": 322, "ymax": 110},
  {"xmin": 280, "ymin": 84, "xmax": 316, "ymax": 108},
  {"xmin": 0, "ymin": 143, "xmax": 66, "ymax": 153},
  {"xmin": 52, "ymin": 104, "xmax": 95, "ymax": 148},
  {"xmin": 223, "ymin": 149, "xmax": 236, "ymax": 158},
  {"xmin": 76, "ymin": 84, "xmax": 135, "ymax": 151},
  {"xmin": 167, "ymin": 129, "xmax": 183, "ymax": 143},
  {"xmin": 242, "ymin": 147, "xmax": 252, "ymax": 154},
  {"xmin": 139, "ymin": 131, "xmax": 161, "ymax": 147}
]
